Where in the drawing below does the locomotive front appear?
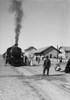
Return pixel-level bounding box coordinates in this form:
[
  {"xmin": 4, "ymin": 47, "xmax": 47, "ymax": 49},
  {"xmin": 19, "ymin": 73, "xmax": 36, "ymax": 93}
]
[{"xmin": 6, "ymin": 44, "xmax": 24, "ymax": 67}]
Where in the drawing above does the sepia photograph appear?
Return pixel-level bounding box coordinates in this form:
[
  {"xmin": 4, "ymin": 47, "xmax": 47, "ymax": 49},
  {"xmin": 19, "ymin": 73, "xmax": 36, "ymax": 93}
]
[{"xmin": 0, "ymin": 0, "xmax": 70, "ymax": 100}]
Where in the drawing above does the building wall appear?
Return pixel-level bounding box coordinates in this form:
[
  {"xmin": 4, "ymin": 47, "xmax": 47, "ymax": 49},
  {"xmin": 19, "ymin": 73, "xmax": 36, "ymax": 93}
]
[
  {"xmin": 59, "ymin": 48, "xmax": 65, "ymax": 59},
  {"xmin": 59, "ymin": 48, "xmax": 70, "ymax": 59},
  {"xmin": 25, "ymin": 49, "xmax": 37, "ymax": 59},
  {"xmin": 65, "ymin": 52, "xmax": 70, "ymax": 59},
  {"xmin": 43, "ymin": 48, "xmax": 58, "ymax": 58}
]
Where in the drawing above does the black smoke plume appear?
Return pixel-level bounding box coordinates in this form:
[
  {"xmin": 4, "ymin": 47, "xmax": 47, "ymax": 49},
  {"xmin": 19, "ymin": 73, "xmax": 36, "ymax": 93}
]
[{"xmin": 10, "ymin": 0, "xmax": 23, "ymax": 46}]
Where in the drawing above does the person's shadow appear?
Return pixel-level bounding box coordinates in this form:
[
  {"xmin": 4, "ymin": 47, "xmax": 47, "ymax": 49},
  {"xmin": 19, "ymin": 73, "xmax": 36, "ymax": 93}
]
[{"xmin": 23, "ymin": 73, "xmax": 66, "ymax": 82}]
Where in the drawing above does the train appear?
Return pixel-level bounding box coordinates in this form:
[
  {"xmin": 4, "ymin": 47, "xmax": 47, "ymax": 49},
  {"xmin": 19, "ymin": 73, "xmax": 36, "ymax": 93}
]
[{"xmin": 5, "ymin": 44, "xmax": 26, "ymax": 67}]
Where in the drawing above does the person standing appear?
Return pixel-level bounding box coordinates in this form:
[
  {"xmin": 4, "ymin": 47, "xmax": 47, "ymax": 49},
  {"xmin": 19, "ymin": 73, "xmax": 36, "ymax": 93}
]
[
  {"xmin": 43, "ymin": 56, "xmax": 51, "ymax": 76},
  {"xmin": 59, "ymin": 57, "xmax": 62, "ymax": 64}
]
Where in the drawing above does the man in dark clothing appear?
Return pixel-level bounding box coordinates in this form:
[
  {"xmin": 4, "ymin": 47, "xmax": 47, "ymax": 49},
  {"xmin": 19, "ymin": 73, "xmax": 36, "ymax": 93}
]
[{"xmin": 43, "ymin": 56, "xmax": 51, "ymax": 76}]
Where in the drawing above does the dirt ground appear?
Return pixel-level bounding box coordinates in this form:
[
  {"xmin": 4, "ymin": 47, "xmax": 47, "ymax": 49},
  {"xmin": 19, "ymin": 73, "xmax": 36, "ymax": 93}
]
[{"xmin": 0, "ymin": 55, "xmax": 70, "ymax": 100}]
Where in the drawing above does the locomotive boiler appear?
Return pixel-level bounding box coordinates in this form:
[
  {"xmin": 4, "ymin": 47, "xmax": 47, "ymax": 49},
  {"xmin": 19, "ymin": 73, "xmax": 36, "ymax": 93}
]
[{"xmin": 6, "ymin": 44, "xmax": 24, "ymax": 67}]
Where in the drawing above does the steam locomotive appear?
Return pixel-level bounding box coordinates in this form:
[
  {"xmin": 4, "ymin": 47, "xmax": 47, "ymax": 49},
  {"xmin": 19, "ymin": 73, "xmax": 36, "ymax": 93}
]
[{"xmin": 5, "ymin": 44, "xmax": 24, "ymax": 67}]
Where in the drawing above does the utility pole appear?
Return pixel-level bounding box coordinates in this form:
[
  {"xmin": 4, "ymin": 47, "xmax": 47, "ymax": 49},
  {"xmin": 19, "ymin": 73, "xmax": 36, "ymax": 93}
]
[{"xmin": 57, "ymin": 45, "xmax": 59, "ymax": 63}]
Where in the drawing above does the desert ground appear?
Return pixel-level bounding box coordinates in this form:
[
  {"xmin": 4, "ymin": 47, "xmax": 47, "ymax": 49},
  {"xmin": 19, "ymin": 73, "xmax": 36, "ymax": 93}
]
[{"xmin": 0, "ymin": 55, "xmax": 70, "ymax": 100}]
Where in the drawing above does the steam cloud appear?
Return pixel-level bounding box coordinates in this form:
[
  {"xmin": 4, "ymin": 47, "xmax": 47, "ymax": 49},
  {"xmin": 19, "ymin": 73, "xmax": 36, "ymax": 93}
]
[{"xmin": 10, "ymin": 0, "xmax": 23, "ymax": 45}]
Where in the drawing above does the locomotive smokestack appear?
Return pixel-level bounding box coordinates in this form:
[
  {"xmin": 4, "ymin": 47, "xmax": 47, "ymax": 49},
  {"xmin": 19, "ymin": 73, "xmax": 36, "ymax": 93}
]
[
  {"xmin": 10, "ymin": 0, "xmax": 23, "ymax": 45},
  {"xmin": 15, "ymin": 43, "xmax": 18, "ymax": 47}
]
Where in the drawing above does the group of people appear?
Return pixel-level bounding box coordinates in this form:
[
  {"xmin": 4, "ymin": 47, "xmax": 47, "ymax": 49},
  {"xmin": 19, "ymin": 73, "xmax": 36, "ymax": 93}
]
[{"xmin": 42, "ymin": 56, "xmax": 70, "ymax": 75}]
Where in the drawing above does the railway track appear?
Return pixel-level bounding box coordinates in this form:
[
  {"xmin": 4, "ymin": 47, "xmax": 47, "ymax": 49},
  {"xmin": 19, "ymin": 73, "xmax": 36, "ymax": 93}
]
[
  {"xmin": 22, "ymin": 66, "xmax": 70, "ymax": 100},
  {"xmin": 24, "ymin": 66, "xmax": 70, "ymax": 93},
  {"xmin": 13, "ymin": 66, "xmax": 53, "ymax": 100},
  {"xmin": 22, "ymin": 79, "xmax": 53, "ymax": 100},
  {"xmin": 2, "ymin": 56, "xmax": 70, "ymax": 100}
]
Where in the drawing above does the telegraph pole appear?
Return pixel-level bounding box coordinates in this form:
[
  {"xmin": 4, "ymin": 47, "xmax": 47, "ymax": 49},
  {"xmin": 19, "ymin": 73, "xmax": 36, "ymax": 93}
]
[{"xmin": 57, "ymin": 45, "xmax": 59, "ymax": 63}]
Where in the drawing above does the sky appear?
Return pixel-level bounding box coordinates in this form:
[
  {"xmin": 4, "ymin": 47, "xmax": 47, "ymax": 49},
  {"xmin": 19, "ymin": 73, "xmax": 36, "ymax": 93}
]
[{"xmin": 0, "ymin": 0, "xmax": 70, "ymax": 54}]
